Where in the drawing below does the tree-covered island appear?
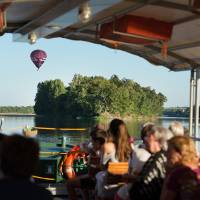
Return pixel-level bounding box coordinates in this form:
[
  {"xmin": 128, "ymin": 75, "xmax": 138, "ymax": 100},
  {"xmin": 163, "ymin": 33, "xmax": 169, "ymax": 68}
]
[{"xmin": 34, "ymin": 74, "xmax": 167, "ymax": 119}]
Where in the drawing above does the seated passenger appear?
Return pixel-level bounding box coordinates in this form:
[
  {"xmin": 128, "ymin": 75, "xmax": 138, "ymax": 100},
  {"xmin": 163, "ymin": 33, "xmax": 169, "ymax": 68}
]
[
  {"xmin": 0, "ymin": 134, "xmax": 53, "ymax": 200},
  {"xmin": 131, "ymin": 123, "xmax": 156, "ymax": 173},
  {"xmin": 160, "ymin": 136, "xmax": 200, "ymax": 200},
  {"xmin": 128, "ymin": 126, "xmax": 172, "ymax": 200},
  {"xmin": 115, "ymin": 123, "xmax": 153, "ymax": 200},
  {"xmin": 95, "ymin": 119, "xmax": 132, "ymax": 200},
  {"xmin": 66, "ymin": 127, "xmax": 107, "ymax": 200}
]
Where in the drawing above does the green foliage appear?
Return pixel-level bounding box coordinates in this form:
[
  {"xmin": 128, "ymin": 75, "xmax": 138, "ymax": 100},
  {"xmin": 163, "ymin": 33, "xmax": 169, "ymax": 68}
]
[
  {"xmin": 0, "ymin": 106, "xmax": 34, "ymax": 114},
  {"xmin": 34, "ymin": 79, "xmax": 66, "ymax": 115},
  {"xmin": 34, "ymin": 75, "xmax": 167, "ymax": 117}
]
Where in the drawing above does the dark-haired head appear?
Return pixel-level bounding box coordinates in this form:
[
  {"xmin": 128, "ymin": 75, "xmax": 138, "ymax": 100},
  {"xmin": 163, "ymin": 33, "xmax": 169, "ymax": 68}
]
[
  {"xmin": 1, "ymin": 134, "xmax": 39, "ymax": 179},
  {"xmin": 141, "ymin": 123, "xmax": 155, "ymax": 141},
  {"xmin": 109, "ymin": 119, "xmax": 125, "ymax": 138},
  {"xmin": 90, "ymin": 125, "xmax": 106, "ymax": 139},
  {"xmin": 90, "ymin": 128, "xmax": 107, "ymax": 151}
]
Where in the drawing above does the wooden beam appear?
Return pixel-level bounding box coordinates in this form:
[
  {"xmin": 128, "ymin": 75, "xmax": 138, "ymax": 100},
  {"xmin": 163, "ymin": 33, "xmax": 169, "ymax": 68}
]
[
  {"xmin": 146, "ymin": 40, "xmax": 200, "ymax": 56},
  {"xmin": 48, "ymin": 0, "xmax": 162, "ymax": 38},
  {"xmin": 147, "ymin": 45, "xmax": 199, "ymax": 67},
  {"xmin": 14, "ymin": 0, "xmax": 88, "ymax": 34},
  {"xmin": 151, "ymin": 1, "xmax": 200, "ymax": 15},
  {"xmin": 169, "ymin": 41, "xmax": 200, "ymax": 51},
  {"xmin": 174, "ymin": 15, "xmax": 200, "ymax": 25},
  {"xmin": 64, "ymin": 33, "xmax": 178, "ymax": 71}
]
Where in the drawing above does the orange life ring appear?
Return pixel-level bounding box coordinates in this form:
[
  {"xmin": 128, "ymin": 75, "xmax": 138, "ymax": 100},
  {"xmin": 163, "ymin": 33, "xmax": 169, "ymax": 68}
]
[{"xmin": 59, "ymin": 145, "xmax": 81, "ymax": 179}]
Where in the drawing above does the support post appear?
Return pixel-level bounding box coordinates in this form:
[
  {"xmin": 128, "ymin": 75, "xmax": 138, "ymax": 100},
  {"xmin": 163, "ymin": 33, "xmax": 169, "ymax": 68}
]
[
  {"xmin": 189, "ymin": 70, "xmax": 195, "ymax": 136},
  {"xmin": 61, "ymin": 136, "xmax": 67, "ymax": 148},
  {"xmin": 194, "ymin": 69, "xmax": 200, "ymax": 138}
]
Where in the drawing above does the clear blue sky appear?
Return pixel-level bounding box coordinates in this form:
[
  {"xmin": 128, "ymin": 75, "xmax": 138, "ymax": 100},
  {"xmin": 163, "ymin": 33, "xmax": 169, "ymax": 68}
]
[{"xmin": 0, "ymin": 34, "xmax": 189, "ymax": 107}]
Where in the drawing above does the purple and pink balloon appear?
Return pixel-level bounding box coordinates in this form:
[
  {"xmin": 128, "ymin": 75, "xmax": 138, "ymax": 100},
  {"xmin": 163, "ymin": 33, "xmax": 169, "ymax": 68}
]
[{"xmin": 30, "ymin": 49, "xmax": 47, "ymax": 70}]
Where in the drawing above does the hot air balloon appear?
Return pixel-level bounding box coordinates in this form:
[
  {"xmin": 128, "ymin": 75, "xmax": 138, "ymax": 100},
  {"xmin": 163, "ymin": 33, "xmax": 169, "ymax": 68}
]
[{"xmin": 30, "ymin": 49, "xmax": 47, "ymax": 70}]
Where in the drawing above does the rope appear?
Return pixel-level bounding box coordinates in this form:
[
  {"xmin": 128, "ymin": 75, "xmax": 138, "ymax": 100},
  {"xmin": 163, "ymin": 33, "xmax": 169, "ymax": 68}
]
[
  {"xmin": 34, "ymin": 127, "xmax": 87, "ymax": 131},
  {"xmin": 32, "ymin": 175, "xmax": 55, "ymax": 181}
]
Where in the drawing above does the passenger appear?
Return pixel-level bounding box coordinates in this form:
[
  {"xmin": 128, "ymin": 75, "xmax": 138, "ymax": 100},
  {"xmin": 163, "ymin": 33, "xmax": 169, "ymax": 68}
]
[
  {"xmin": 160, "ymin": 136, "xmax": 200, "ymax": 200},
  {"xmin": 129, "ymin": 123, "xmax": 153, "ymax": 173},
  {"xmin": 0, "ymin": 134, "xmax": 53, "ymax": 200},
  {"xmin": 86, "ymin": 124, "xmax": 106, "ymax": 153},
  {"xmin": 169, "ymin": 121, "xmax": 184, "ymax": 136},
  {"xmin": 115, "ymin": 123, "xmax": 153, "ymax": 200},
  {"xmin": 66, "ymin": 127, "xmax": 107, "ymax": 200},
  {"xmin": 107, "ymin": 118, "xmax": 132, "ymax": 163},
  {"xmin": 95, "ymin": 118, "xmax": 132, "ymax": 200},
  {"xmin": 128, "ymin": 126, "xmax": 172, "ymax": 200}
]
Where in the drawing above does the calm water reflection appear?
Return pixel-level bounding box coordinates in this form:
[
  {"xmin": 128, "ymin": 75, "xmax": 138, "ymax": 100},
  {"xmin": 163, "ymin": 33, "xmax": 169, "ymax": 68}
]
[
  {"xmin": 0, "ymin": 115, "xmax": 195, "ymax": 152},
  {"xmin": 0, "ymin": 115, "xmax": 190, "ymax": 137}
]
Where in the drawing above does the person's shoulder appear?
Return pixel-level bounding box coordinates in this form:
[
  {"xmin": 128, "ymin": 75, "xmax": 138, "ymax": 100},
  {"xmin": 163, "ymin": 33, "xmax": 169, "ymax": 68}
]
[
  {"xmin": 103, "ymin": 142, "xmax": 115, "ymax": 153},
  {"xmin": 141, "ymin": 150, "xmax": 166, "ymax": 174},
  {"xmin": 133, "ymin": 147, "xmax": 151, "ymax": 158},
  {"xmin": 170, "ymin": 165, "xmax": 197, "ymax": 177}
]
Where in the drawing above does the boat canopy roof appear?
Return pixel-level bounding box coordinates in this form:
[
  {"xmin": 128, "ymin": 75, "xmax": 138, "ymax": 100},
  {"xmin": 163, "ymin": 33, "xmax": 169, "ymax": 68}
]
[{"xmin": 1, "ymin": 0, "xmax": 200, "ymax": 71}]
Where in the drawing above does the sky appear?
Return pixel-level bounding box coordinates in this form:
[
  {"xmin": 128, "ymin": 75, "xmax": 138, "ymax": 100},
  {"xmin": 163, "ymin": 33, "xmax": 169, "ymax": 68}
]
[{"xmin": 0, "ymin": 34, "xmax": 190, "ymax": 107}]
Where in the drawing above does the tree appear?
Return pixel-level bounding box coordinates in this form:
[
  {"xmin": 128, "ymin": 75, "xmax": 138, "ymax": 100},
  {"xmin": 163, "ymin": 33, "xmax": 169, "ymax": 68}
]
[
  {"xmin": 34, "ymin": 75, "xmax": 167, "ymax": 118},
  {"xmin": 34, "ymin": 79, "xmax": 66, "ymax": 115}
]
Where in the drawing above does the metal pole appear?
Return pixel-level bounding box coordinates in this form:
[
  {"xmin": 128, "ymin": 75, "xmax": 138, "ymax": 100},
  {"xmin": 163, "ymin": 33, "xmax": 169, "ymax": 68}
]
[
  {"xmin": 61, "ymin": 136, "xmax": 67, "ymax": 148},
  {"xmin": 189, "ymin": 70, "xmax": 195, "ymax": 136},
  {"xmin": 195, "ymin": 69, "xmax": 200, "ymax": 138}
]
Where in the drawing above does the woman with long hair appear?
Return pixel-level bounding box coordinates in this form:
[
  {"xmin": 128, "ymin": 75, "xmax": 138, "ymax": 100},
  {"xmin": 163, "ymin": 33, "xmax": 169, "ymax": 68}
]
[
  {"xmin": 108, "ymin": 118, "xmax": 132, "ymax": 162},
  {"xmin": 95, "ymin": 119, "xmax": 132, "ymax": 200},
  {"xmin": 160, "ymin": 136, "xmax": 200, "ymax": 200}
]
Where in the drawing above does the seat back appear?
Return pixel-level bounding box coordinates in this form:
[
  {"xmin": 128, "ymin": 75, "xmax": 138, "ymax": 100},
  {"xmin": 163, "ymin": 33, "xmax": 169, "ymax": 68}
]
[{"xmin": 107, "ymin": 162, "xmax": 128, "ymax": 175}]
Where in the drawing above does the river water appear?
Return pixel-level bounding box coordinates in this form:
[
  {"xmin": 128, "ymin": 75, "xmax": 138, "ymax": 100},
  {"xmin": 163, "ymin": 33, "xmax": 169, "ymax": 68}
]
[{"xmin": 0, "ymin": 115, "xmax": 190, "ymax": 139}]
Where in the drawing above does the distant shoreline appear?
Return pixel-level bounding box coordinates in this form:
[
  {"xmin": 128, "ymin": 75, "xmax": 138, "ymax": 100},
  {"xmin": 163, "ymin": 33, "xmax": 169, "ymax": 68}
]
[
  {"xmin": 0, "ymin": 113, "xmax": 36, "ymax": 117},
  {"xmin": 159, "ymin": 116, "xmax": 189, "ymax": 120},
  {"xmin": 0, "ymin": 113, "xmax": 190, "ymax": 120}
]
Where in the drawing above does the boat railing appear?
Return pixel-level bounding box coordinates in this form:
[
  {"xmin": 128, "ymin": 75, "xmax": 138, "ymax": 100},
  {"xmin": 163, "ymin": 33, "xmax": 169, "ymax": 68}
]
[
  {"xmin": 191, "ymin": 136, "xmax": 200, "ymax": 142},
  {"xmin": 34, "ymin": 127, "xmax": 87, "ymax": 131}
]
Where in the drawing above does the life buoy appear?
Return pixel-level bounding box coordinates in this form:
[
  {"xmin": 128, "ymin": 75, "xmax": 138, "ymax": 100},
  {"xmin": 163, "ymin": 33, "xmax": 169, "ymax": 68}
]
[
  {"xmin": 59, "ymin": 145, "xmax": 80, "ymax": 179},
  {"xmin": 59, "ymin": 146, "xmax": 88, "ymax": 179}
]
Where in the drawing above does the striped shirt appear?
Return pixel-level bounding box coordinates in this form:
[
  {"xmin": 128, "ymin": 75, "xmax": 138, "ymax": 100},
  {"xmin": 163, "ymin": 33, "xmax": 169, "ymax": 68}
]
[{"xmin": 129, "ymin": 150, "xmax": 167, "ymax": 200}]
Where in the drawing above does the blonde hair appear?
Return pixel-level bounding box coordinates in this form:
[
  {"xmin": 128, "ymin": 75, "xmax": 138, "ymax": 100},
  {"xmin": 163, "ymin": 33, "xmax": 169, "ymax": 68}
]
[{"xmin": 168, "ymin": 136, "xmax": 199, "ymax": 166}]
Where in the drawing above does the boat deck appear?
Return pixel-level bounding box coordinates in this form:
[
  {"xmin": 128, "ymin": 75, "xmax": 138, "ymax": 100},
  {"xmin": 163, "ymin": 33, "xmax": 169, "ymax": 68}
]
[{"xmin": 40, "ymin": 183, "xmax": 89, "ymax": 200}]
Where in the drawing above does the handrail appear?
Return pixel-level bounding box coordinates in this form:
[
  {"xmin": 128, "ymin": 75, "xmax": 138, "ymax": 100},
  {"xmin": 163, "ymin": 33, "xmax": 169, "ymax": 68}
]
[
  {"xmin": 191, "ymin": 137, "xmax": 200, "ymax": 142},
  {"xmin": 40, "ymin": 152, "xmax": 67, "ymax": 155},
  {"xmin": 40, "ymin": 150, "xmax": 87, "ymax": 155},
  {"xmin": 34, "ymin": 127, "xmax": 87, "ymax": 131},
  {"xmin": 32, "ymin": 175, "xmax": 55, "ymax": 181}
]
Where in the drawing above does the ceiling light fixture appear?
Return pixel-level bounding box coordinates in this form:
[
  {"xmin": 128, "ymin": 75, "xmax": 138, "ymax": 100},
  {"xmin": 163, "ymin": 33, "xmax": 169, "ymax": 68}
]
[
  {"xmin": 28, "ymin": 32, "xmax": 37, "ymax": 44},
  {"xmin": 78, "ymin": 2, "xmax": 92, "ymax": 23}
]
